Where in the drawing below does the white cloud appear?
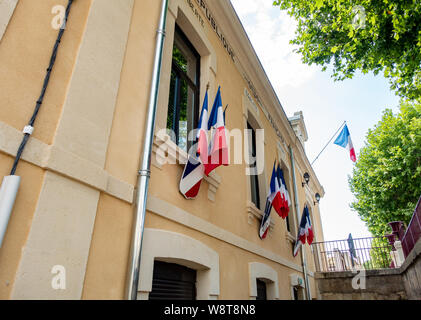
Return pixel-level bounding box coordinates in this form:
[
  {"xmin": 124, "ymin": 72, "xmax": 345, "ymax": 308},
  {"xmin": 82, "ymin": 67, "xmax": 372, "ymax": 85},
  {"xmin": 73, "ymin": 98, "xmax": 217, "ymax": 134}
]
[{"xmin": 231, "ymin": 0, "xmax": 317, "ymax": 89}]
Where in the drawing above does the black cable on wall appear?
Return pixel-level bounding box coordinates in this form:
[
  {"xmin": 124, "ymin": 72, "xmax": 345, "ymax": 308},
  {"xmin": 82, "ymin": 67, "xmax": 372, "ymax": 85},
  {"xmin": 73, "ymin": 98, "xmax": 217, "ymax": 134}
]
[{"xmin": 10, "ymin": 0, "xmax": 74, "ymax": 176}]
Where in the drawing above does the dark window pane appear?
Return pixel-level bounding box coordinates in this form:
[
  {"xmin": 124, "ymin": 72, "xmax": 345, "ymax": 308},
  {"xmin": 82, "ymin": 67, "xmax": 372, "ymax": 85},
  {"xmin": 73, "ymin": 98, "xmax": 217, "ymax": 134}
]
[
  {"xmin": 173, "ymin": 28, "xmax": 198, "ymax": 85},
  {"xmin": 293, "ymin": 287, "xmax": 299, "ymax": 300},
  {"xmin": 178, "ymin": 78, "xmax": 188, "ymax": 152},
  {"xmin": 167, "ymin": 70, "xmax": 177, "ymax": 140},
  {"xmin": 167, "ymin": 25, "xmax": 200, "ymax": 152},
  {"xmin": 149, "ymin": 261, "xmax": 197, "ymax": 300},
  {"xmin": 248, "ymin": 122, "xmax": 260, "ymax": 209},
  {"xmin": 172, "ymin": 45, "xmax": 188, "ymax": 73},
  {"xmin": 256, "ymin": 280, "xmax": 267, "ymax": 300}
]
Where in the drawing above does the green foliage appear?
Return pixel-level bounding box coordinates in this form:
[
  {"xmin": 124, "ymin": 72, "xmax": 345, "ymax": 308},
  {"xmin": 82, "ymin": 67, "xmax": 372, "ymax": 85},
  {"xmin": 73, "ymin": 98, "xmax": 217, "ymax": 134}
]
[
  {"xmin": 368, "ymin": 237, "xmax": 392, "ymax": 269},
  {"xmin": 273, "ymin": 0, "xmax": 421, "ymax": 100},
  {"xmin": 349, "ymin": 101, "xmax": 421, "ymax": 237}
]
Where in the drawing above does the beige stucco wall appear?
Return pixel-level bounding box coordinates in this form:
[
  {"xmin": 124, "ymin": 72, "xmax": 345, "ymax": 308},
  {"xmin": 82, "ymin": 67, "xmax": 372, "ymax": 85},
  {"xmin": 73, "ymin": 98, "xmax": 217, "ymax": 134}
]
[
  {"xmin": 0, "ymin": 0, "xmax": 325, "ymax": 300},
  {"xmin": 81, "ymin": 0, "xmax": 324, "ymax": 300},
  {"xmin": 0, "ymin": 0, "xmax": 92, "ymax": 299}
]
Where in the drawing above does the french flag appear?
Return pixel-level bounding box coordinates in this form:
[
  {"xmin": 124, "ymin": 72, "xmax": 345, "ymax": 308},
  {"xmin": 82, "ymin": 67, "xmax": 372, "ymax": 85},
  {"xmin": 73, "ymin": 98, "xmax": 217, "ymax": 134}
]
[
  {"xmin": 293, "ymin": 206, "xmax": 314, "ymax": 257},
  {"xmin": 268, "ymin": 163, "xmax": 283, "ymax": 216},
  {"xmin": 276, "ymin": 165, "xmax": 290, "ymax": 219},
  {"xmin": 259, "ymin": 199, "xmax": 272, "ymax": 240},
  {"xmin": 196, "ymin": 91, "xmax": 209, "ymax": 165},
  {"xmin": 179, "ymin": 156, "xmax": 204, "ymax": 200},
  {"xmin": 179, "ymin": 93, "xmax": 209, "ymax": 199},
  {"xmin": 334, "ymin": 124, "xmax": 356, "ymax": 162},
  {"xmin": 205, "ymin": 87, "xmax": 229, "ymax": 176}
]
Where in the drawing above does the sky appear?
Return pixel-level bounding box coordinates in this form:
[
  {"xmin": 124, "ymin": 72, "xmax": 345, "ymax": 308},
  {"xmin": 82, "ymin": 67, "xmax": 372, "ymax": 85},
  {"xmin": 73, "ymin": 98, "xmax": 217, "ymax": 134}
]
[{"xmin": 230, "ymin": 0, "xmax": 401, "ymax": 241}]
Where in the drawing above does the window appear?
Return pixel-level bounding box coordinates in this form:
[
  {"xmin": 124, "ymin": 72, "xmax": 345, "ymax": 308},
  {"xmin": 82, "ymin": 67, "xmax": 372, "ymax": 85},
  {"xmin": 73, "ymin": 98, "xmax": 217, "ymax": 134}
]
[
  {"xmin": 167, "ymin": 25, "xmax": 200, "ymax": 153},
  {"xmin": 286, "ymin": 215, "xmax": 291, "ymax": 233},
  {"xmin": 293, "ymin": 286, "xmax": 299, "ymax": 300},
  {"xmin": 247, "ymin": 121, "xmax": 260, "ymax": 209},
  {"xmin": 256, "ymin": 279, "xmax": 267, "ymax": 300},
  {"xmin": 149, "ymin": 261, "xmax": 197, "ymax": 300},
  {"xmin": 293, "ymin": 286, "xmax": 305, "ymax": 300},
  {"xmin": 249, "ymin": 263, "xmax": 280, "ymax": 300}
]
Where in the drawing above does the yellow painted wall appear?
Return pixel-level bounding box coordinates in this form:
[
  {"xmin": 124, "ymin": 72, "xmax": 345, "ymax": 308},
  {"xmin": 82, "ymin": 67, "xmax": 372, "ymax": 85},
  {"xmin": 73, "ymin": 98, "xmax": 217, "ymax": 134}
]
[
  {"xmin": 82, "ymin": 0, "xmax": 324, "ymax": 300},
  {"xmin": 1, "ymin": 0, "xmax": 324, "ymax": 300},
  {"xmin": 0, "ymin": 0, "xmax": 92, "ymax": 299},
  {"xmin": 0, "ymin": 0, "xmax": 92, "ymax": 144}
]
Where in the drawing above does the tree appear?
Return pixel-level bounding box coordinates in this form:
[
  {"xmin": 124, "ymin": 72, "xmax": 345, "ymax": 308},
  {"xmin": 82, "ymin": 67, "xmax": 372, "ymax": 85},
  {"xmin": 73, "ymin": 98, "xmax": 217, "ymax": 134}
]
[
  {"xmin": 349, "ymin": 101, "xmax": 421, "ymax": 237},
  {"xmin": 273, "ymin": 0, "xmax": 421, "ymax": 100}
]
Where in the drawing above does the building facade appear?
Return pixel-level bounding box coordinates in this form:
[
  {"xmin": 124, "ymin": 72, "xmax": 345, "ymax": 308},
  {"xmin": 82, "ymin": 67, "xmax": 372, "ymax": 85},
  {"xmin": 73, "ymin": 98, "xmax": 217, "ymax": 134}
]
[{"xmin": 0, "ymin": 0, "xmax": 325, "ymax": 300}]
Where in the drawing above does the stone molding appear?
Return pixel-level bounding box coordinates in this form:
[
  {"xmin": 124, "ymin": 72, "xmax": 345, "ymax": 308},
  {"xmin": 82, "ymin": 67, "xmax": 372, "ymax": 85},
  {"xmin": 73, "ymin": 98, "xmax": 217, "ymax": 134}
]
[
  {"xmin": 0, "ymin": 0, "xmax": 18, "ymax": 42},
  {"xmin": 146, "ymin": 195, "xmax": 307, "ymax": 274},
  {"xmin": 248, "ymin": 262, "xmax": 280, "ymax": 300},
  {"xmin": 138, "ymin": 228, "xmax": 220, "ymax": 300},
  {"xmin": 0, "ymin": 120, "xmax": 134, "ymax": 203},
  {"xmin": 152, "ymin": 130, "xmax": 221, "ymax": 202}
]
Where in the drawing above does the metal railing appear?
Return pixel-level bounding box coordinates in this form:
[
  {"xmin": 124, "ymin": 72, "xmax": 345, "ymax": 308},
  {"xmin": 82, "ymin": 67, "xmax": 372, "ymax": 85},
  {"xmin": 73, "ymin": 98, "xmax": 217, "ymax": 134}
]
[
  {"xmin": 311, "ymin": 236, "xmax": 397, "ymax": 272},
  {"xmin": 401, "ymin": 197, "xmax": 421, "ymax": 258}
]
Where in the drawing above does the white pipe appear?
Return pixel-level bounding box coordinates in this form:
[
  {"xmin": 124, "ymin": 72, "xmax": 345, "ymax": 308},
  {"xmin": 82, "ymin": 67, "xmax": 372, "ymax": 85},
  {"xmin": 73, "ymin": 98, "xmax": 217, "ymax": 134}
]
[{"xmin": 0, "ymin": 175, "xmax": 21, "ymax": 248}]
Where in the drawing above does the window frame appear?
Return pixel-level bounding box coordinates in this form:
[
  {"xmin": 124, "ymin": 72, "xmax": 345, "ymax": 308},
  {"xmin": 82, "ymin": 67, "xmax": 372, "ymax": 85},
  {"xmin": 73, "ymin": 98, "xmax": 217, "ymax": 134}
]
[
  {"xmin": 167, "ymin": 24, "xmax": 201, "ymax": 152},
  {"xmin": 256, "ymin": 279, "xmax": 267, "ymax": 300},
  {"xmin": 247, "ymin": 121, "xmax": 261, "ymax": 210}
]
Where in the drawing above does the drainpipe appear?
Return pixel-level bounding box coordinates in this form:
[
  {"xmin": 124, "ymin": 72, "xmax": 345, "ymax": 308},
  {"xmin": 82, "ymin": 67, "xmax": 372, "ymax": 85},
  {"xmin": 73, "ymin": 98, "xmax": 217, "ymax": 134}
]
[
  {"xmin": 289, "ymin": 146, "xmax": 311, "ymax": 300},
  {"xmin": 126, "ymin": 0, "xmax": 169, "ymax": 300},
  {"xmin": 0, "ymin": 176, "xmax": 20, "ymax": 248}
]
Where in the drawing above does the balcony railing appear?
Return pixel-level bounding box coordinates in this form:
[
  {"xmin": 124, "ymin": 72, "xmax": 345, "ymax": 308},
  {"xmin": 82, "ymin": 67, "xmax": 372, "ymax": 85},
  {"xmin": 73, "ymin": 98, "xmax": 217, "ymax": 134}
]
[
  {"xmin": 401, "ymin": 197, "xmax": 421, "ymax": 258},
  {"xmin": 311, "ymin": 236, "xmax": 397, "ymax": 272}
]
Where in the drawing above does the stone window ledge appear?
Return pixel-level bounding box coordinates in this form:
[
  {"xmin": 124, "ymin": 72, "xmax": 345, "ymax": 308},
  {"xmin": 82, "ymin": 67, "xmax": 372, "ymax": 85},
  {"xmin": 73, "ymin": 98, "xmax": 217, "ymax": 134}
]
[
  {"xmin": 286, "ymin": 231, "xmax": 296, "ymax": 244},
  {"xmin": 247, "ymin": 201, "xmax": 275, "ymax": 236},
  {"xmin": 152, "ymin": 130, "xmax": 221, "ymax": 202}
]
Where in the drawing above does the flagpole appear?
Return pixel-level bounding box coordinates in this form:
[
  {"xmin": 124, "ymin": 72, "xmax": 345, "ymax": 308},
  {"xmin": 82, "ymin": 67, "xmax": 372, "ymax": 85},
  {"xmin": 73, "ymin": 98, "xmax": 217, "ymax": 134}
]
[
  {"xmin": 290, "ymin": 146, "xmax": 311, "ymax": 300},
  {"xmin": 311, "ymin": 121, "xmax": 346, "ymax": 166}
]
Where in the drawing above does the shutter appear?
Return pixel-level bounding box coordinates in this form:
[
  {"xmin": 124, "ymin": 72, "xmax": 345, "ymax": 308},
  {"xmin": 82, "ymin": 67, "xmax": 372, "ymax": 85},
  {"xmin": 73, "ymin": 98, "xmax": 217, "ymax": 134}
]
[{"xmin": 149, "ymin": 261, "xmax": 197, "ymax": 300}]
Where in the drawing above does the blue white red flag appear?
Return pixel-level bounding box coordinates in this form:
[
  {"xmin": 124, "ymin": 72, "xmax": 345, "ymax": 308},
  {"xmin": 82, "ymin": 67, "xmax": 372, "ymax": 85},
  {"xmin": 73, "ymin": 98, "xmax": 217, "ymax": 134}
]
[
  {"xmin": 179, "ymin": 156, "xmax": 204, "ymax": 199},
  {"xmin": 179, "ymin": 93, "xmax": 209, "ymax": 199},
  {"xmin": 276, "ymin": 165, "xmax": 290, "ymax": 219},
  {"xmin": 205, "ymin": 87, "xmax": 229, "ymax": 176},
  {"xmin": 196, "ymin": 91, "xmax": 209, "ymax": 165},
  {"xmin": 334, "ymin": 124, "xmax": 356, "ymax": 162},
  {"xmin": 268, "ymin": 162, "xmax": 283, "ymax": 216},
  {"xmin": 293, "ymin": 206, "xmax": 314, "ymax": 257},
  {"xmin": 259, "ymin": 199, "xmax": 272, "ymax": 239}
]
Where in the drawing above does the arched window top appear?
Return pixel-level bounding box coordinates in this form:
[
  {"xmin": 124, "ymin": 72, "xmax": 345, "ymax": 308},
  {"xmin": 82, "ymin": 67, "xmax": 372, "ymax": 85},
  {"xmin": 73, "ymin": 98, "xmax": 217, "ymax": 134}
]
[
  {"xmin": 248, "ymin": 262, "xmax": 280, "ymax": 300},
  {"xmin": 138, "ymin": 229, "xmax": 220, "ymax": 300}
]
